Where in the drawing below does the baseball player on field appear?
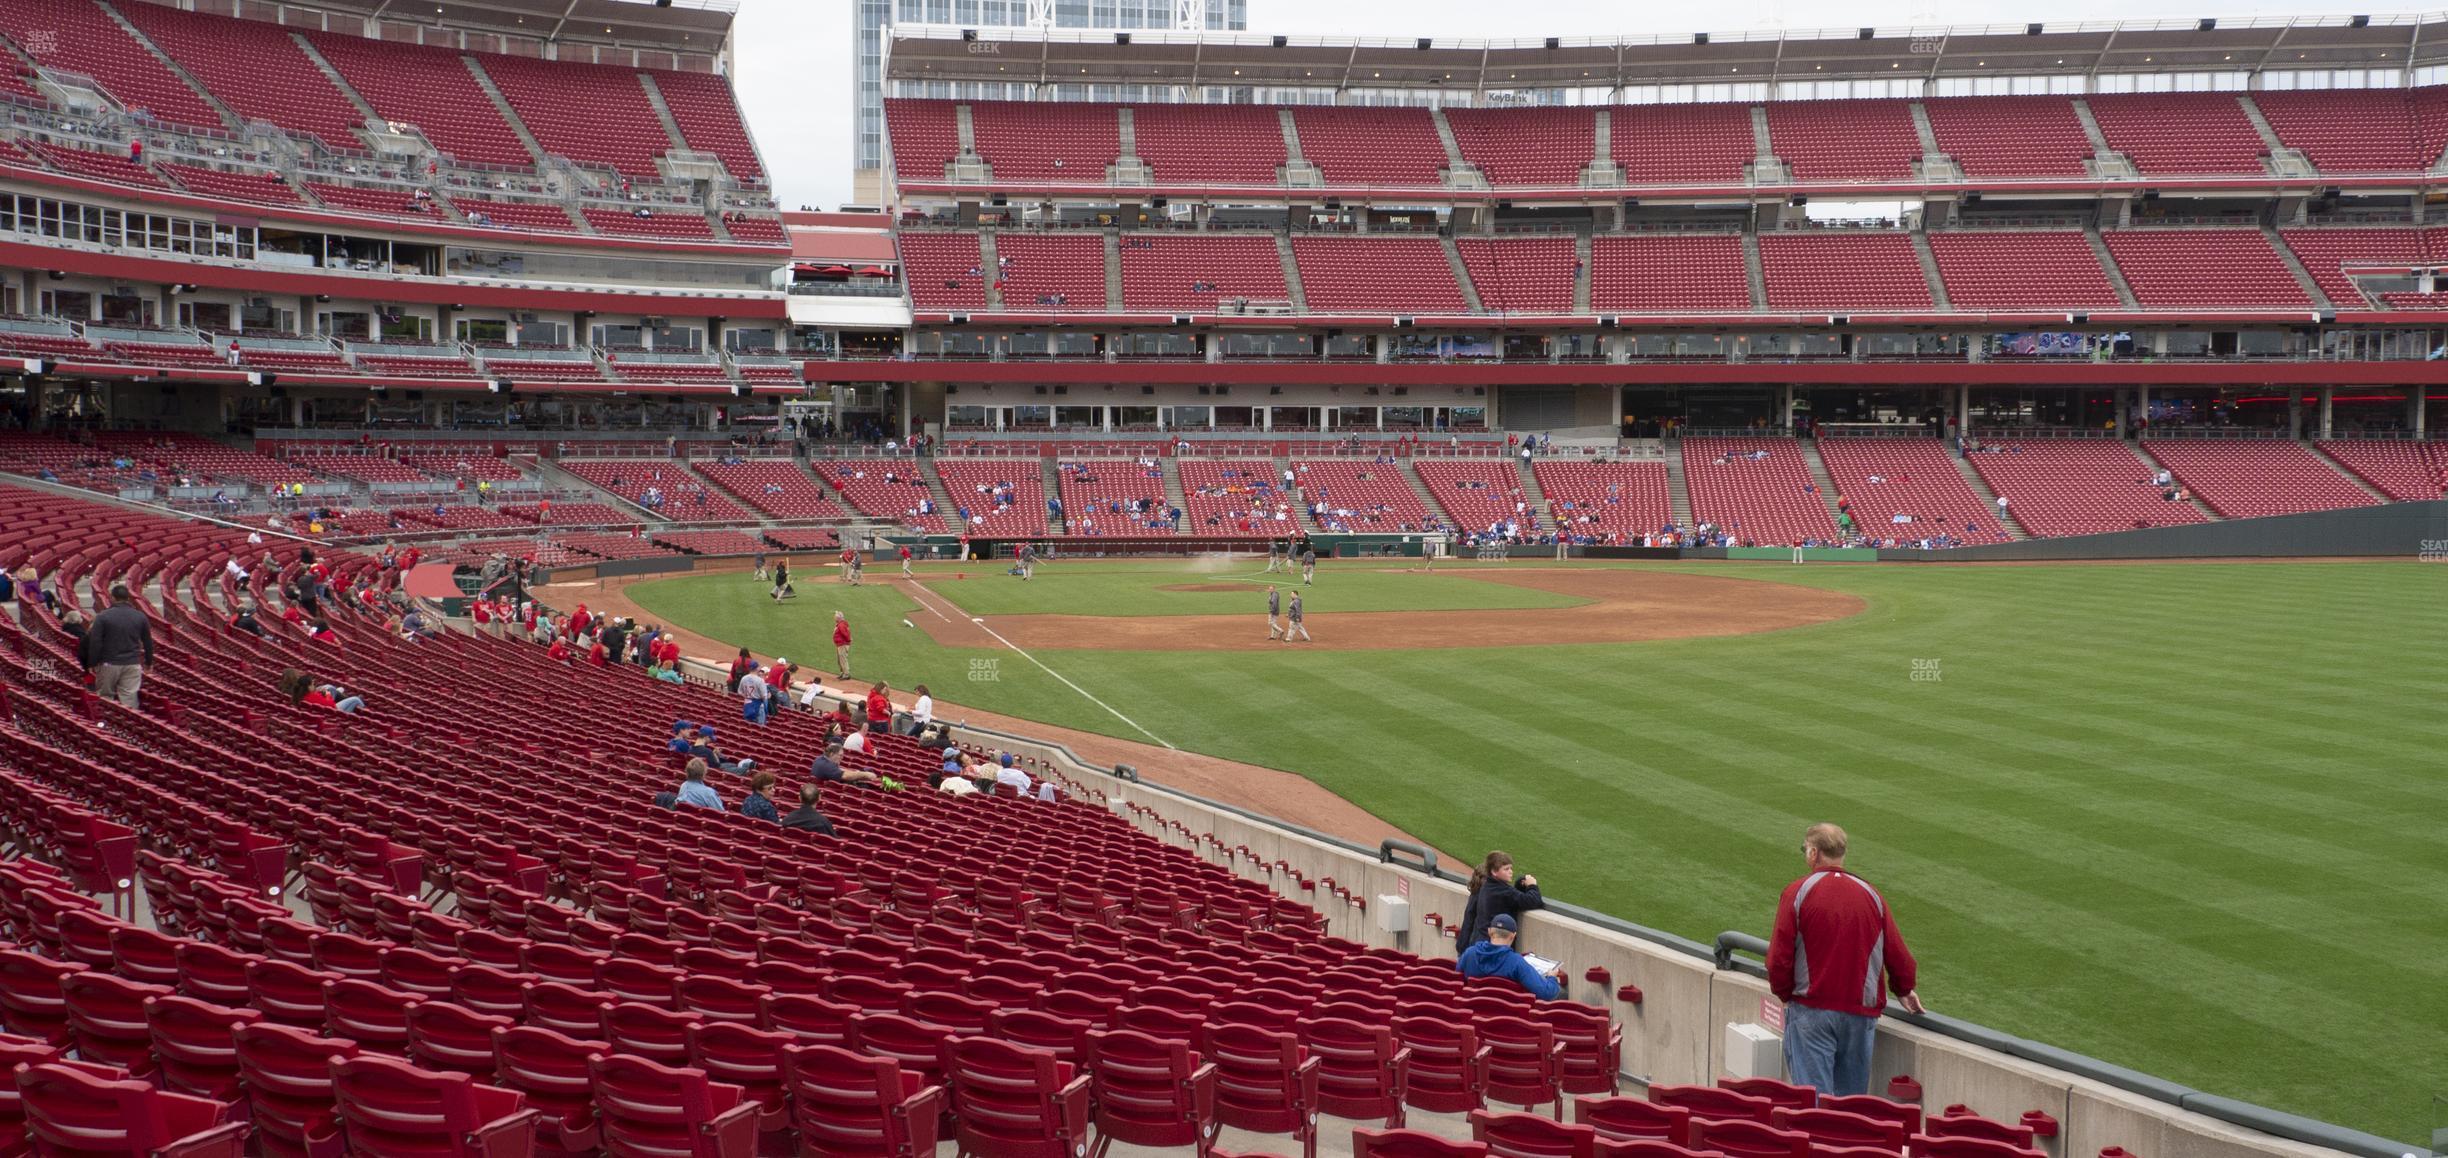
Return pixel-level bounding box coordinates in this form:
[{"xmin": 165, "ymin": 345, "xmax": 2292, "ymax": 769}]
[
  {"xmin": 1265, "ymin": 585, "xmax": 1282, "ymax": 640},
  {"xmin": 1285, "ymin": 590, "xmax": 1311, "ymax": 642}
]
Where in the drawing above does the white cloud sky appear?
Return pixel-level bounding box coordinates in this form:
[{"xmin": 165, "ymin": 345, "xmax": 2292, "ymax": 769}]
[{"xmin": 732, "ymin": 0, "xmax": 2393, "ymax": 211}]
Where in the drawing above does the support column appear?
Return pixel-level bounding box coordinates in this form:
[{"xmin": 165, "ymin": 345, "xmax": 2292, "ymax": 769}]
[
  {"xmin": 2136, "ymin": 386, "xmax": 2150, "ymax": 436},
  {"xmin": 2318, "ymin": 387, "xmax": 2334, "ymax": 438},
  {"xmin": 1101, "ymin": 407, "xmax": 1112, "ymax": 433},
  {"xmin": 2112, "ymin": 388, "xmax": 2126, "ymax": 436},
  {"xmin": 1375, "ymin": 406, "xmax": 1385, "ymax": 430},
  {"xmin": 1956, "ymin": 384, "xmax": 1971, "ymax": 442},
  {"xmin": 2411, "ymin": 386, "xmax": 2427, "ymax": 437},
  {"xmin": 1261, "ymin": 408, "xmax": 1272, "ymax": 432},
  {"xmin": 2287, "ymin": 389, "xmax": 2302, "ymax": 439}
]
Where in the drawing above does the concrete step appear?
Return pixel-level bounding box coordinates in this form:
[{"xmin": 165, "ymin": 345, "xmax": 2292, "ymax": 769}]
[
  {"xmin": 1948, "ymin": 448, "xmax": 2029, "ymax": 539},
  {"xmin": 1798, "ymin": 440, "xmax": 1848, "ymax": 530},
  {"xmin": 977, "ymin": 231, "xmax": 1005, "ymax": 312},
  {"xmin": 1277, "ymin": 455, "xmax": 1323, "ymax": 533},
  {"xmin": 1104, "ymin": 231, "xmax": 1123, "ymax": 314},
  {"xmin": 292, "ymin": 33, "xmax": 382, "ymax": 126},
  {"xmin": 636, "ymin": 72, "xmax": 692, "ymax": 154},
  {"xmin": 2085, "ymin": 226, "xmax": 2141, "ymax": 309},
  {"xmin": 462, "ymin": 55, "xmax": 553, "ymax": 169},
  {"xmin": 1396, "ymin": 459, "xmax": 1449, "ymax": 531},
  {"xmin": 2069, "ymin": 97, "xmax": 2113, "ymax": 156},
  {"xmin": 1276, "ymin": 233, "xmax": 1307, "ymax": 312},
  {"xmin": 96, "ymin": 0, "xmax": 241, "ymax": 133},
  {"xmin": 2124, "ymin": 441, "xmax": 2221, "ymax": 521},
  {"xmin": 1041, "ymin": 458, "xmax": 1066, "ymax": 533},
  {"xmin": 2307, "ymin": 440, "xmax": 2392, "ymax": 502},
  {"xmin": 1910, "ymin": 232, "xmax": 1952, "ymax": 312},
  {"xmin": 1442, "ymin": 236, "xmax": 1484, "ymax": 313},
  {"xmin": 1573, "ymin": 232, "xmax": 1593, "ymax": 314},
  {"xmin": 1742, "ymin": 231, "xmax": 1767, "ymax": 312},
  {"xmin": 1663, "ymin": 444, "xmax": 1694, "ymax": 525},
  {"xmin": 2235, "ymin": 93, "xmax": 2287, "ymax": 155},
  {"xmin": 2262, "ymin": 222, "xmax": 2333, "ymax": 310}
]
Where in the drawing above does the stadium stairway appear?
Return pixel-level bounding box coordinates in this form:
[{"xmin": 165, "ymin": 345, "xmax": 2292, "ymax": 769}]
[
  {"xmin": 2262, "ymin": 223, "xmax": 2334, "ymax": 309},
  {"xmin": 1397, "ymin": 459, "xmax": 1447, "ymax": 526},
  {"xmin": 1741, "ymin": 233, "xmax": 1768, "ymax": 311},
  {"xmin": 1572, "ymin": 233, "xmax": 1594, "ymax": 314},
  {"xmin": 2084, "ymin": 225, "xmax": 2143, "ymax": 308},
  {"xmin": 1948, "ymin": 450, "xmax": 2028, "ymax": 539},
  {"xmin": 1909, "ymin": 234, "xmax": 1952, "ymax": 311},
  {"xmin": 1103, "ymin": 232, "xmax": 1124, "ymax": 311},
  {"xmin": 1041, "ymin": 457, "xmax": 1067, "ymax": 533},
  {"xmin": 919, "ymin": 459, "xmax": 959, "ymax": 529},
  {"xmin": 1160, "ymin": 457, "xmax": 1190, "ymax": 521},
  {"xmin": 1275, "ymin": 233, "xmax": 1308, "ymax": 312},
  {"xmin": 294, "ymin": 33, "xmax": 383, "ymax": 126},
  {"xmin": 1441, "ymin": 237, "xmax": 1486, "ymax": 313},
  {"xmin": 98, "ymin": 0, "xmax": 241, "ymax": 132},
  {"xmin": 461, "ymin": 54, "xmax": 553, "ymax": 169},
  {"xmin": 2125, "ymin": 442, "xmax": 2222, "ymax": 521},
  {"xmin": 977, "ymin": 231, "xmax": 1006, "ymax": 311},
  {"xmin": 1799, "ymin": 441, "xmax": 1849, "ymax": 528},
  {"xmin": 1663, "ymin": 448, "xmax": 1694, "ymax": 524},
  {"xmin": 1516, "ymin": 452, "xmax": 1551, "ymax": 513},
  {"xmin": 1277, "ymin": 454, "xmax": 1323, "ymax": 533},
  {"xmin": 2309, "ymin": 444, "xmax": 2392, "ymax": 502},
  {"xmin": 636, "ymin": 72, "xmax": 692, "ymax": 156}
]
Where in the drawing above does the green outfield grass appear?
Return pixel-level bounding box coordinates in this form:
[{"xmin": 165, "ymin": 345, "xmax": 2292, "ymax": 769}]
[{"xmin": 625, "ymin": 559, "xmax": 2448, "ymax": 1142}]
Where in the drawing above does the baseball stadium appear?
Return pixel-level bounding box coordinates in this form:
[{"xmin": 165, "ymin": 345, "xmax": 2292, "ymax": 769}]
[{"xmin": 0, "ymin": 3, "xmax": 2439, "ymax": 1158}]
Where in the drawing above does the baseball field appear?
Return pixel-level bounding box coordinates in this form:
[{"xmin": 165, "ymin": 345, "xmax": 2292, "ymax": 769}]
[{"xmin": 622, "ymin": 557, "xmax": 2448, "ymax": 1143}]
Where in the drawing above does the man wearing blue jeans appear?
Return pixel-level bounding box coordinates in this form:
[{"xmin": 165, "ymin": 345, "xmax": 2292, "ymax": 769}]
[{"xmin": 1767, "ymin": 822, "xmax": 1923, "ymax": 1097}]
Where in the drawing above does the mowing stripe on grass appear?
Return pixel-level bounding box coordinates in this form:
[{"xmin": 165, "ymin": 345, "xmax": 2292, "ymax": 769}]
[{"xmin": 965, "ymin": 617, "xmax": 1178, "ymax": 751}]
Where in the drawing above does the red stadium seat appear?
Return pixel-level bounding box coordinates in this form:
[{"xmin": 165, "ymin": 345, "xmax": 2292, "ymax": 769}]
[
  {"xmin": 15, "ymin": 1061, "xmax": 247, "ymax": 1158},
  {"xmin": 781, "ymin": 1042, "xmax": 946, "ymax": 1158},
  {"xmin": 488, "ymin": 1026, "xmax": 606, "ymax": 1155},
  {"xmin": 330, "ymin": 1053, "xmax": 539, "ymax": 1157},
  {"xmin": 1575, "ymin": 1095, "xmax": 1693, "ymax": 1142},
  {"xmin": 1355, "ymin": 1129, "xmax": 1493, "ymax": 1158},
  {"xmin": 1471, "ymin": 1109, "xmax": 1602, "ymax": 1158},
  {"xmin": 1772, "ymin": 1108, "xmax": 1908, "ymax": 1152},
  {"xmin": 588, "ymin": 1052, "xmax": 759, "ymax": 1158},
  {"xmin": 1083, "ymin": 1027, "xmax": 1220, "ymax": 1158},
  {"xmin": 233, "ymin": 1021, "xmax": 359, "ymax": 1158},
  {"xmin": 60, "ymin": 971, "xmax": 171, "ymax": 1073},
  {"xmin": 146, "ymin": 994, "xmax": 263, "ymax": 1102},
  {"xmin": 1689, "ymin": 1119, "xmax": 1810, "ymax": 1158},
  {"xmin": 939, "ymin": 1035, "xmax": 1094, "ymax": 1158}
]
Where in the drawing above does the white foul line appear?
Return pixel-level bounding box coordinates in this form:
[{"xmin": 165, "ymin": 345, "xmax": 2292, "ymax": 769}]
[
  {"xmin": 968, "ymin": 617, "xmax": 1177, "ymax": 751},
  {"xmin": 903, "ymin": 578, "xmax": 1175, "ymax": 751}
]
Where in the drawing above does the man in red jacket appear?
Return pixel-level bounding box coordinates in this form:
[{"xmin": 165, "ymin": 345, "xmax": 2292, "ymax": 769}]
[
  {"xmin": 832, "ymin": 611, "xmax": 853, "ymax": 678},
  {"xmin": 1767, "ymin": 823, "xmax": 1923, "ymax": 1097}
]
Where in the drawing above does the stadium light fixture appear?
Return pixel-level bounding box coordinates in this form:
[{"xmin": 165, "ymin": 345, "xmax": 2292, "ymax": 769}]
[
  {"xmin": 2197, "ymin": 17, "xmax": 2216, "ymax": 30},
  {"xmin": 2350, "ymin": 14, "xmax": 2370, "ymax": 26},
  {"xmin": 2027, "ymin": 22, "xmax": 2044, "ymax": 34}
]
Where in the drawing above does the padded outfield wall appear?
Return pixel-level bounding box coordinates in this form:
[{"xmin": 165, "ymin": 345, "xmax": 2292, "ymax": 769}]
[{"xmin": 1875, "ymin": 501, "xmax": 2448, "ymax": 563}]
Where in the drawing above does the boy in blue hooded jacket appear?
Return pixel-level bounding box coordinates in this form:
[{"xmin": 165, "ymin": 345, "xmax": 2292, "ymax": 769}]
[{"xmin": 1456, "ymin": 914, "xmax": 1562, "ymax": 1000}]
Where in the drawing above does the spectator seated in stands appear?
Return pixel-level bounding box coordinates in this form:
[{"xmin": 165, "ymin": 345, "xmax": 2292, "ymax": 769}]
[
  {"xmin": 1457, "ymin": 914, "xmax": 1563, "ymax": 1000},
  {"xmin": 809, "ymin": 740, "xmax": 880, "ymax": 786},
  {"xmin": 740, "ymin": 772, "xmax": 781, "ymax": 822},
  {"xmin": 673, "ymin": 759, "xmax": 724, "ymax": 810},
  {"xmin": 781, "ymin": 781, "xmax": 836, "ymax": 834},
  {"xmin": 686, "ymin": 724, "xmax": 754, "ymax": 774}
]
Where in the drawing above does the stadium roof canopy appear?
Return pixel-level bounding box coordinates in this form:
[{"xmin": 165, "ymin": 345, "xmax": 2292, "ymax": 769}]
[
  {"xmin": 886, "ymin": 14, "xmax": 2448, "ymax": 91},
  {"xmin": 208, "ymin": 0, "xmax": 738, "ymax": 55}
]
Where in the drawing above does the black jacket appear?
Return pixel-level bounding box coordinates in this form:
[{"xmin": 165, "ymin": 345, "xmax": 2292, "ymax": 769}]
[
  {"xmin": 780, "ymin": 806, "xmax": 836, "ymax": 836},
  {"xmin": 81, "ymin": 602, "xmax": 154, "ymax": 669},
  {"xmin": 1456, "ymin": 878, "xmax": 1546, "ymax": 956}
]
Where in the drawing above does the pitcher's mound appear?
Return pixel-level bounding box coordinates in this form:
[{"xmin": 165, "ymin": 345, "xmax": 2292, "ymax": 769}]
[{"xmin": 920, "ymin": 568, "xmax": 1863, "ymax": 652}]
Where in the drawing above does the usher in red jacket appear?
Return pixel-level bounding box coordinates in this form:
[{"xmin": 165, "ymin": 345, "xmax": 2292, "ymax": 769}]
[{"xmin": 1767, "ymin": 866, "xmax": 1917, "ymax": 1018}]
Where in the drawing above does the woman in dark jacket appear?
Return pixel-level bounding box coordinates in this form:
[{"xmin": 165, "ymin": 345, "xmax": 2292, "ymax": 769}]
[{"xmin": 1456, "ymin": 850, "xmax": 1544, "ymax": 955}]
